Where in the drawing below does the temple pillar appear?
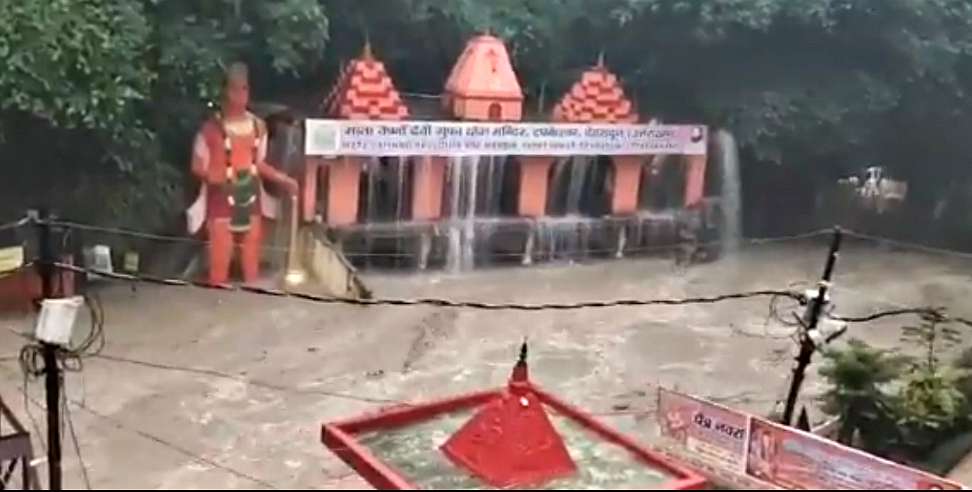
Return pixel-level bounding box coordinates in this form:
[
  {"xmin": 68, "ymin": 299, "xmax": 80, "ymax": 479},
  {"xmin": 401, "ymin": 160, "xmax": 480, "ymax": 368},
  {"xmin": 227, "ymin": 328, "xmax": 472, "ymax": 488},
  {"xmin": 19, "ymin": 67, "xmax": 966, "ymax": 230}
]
[
  {"xmin": 326, "ymin": 156, "xmax": 362, "ymax": 226},
  {"xmin": 412, "ymin": 156, "xmax": 447, "ymax": 221},
  {"xmin": 610, "ymin": 155, "xmax": 643, "ymax": 215},
  {"xmin": 517, "ymin": 156, "xmax": 555, "ymax": 217},
  {"xmin": 303, "ymin": 157, "xmax": 321, "ymax": 222},
  {"xmin": 684, "ymin": 154, "xmax": 707, "ymax": 207}
]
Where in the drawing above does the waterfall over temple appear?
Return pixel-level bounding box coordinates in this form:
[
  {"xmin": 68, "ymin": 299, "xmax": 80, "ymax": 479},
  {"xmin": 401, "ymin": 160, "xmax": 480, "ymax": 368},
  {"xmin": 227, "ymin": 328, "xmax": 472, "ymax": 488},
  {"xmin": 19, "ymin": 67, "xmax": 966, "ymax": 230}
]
[
  {"xmin": 716, "ymin": 129, "xmax": 742, "ymax": 253},
  {"xmin": 300, "ymin": 37, "xmax": 719, "ymax": 272}
]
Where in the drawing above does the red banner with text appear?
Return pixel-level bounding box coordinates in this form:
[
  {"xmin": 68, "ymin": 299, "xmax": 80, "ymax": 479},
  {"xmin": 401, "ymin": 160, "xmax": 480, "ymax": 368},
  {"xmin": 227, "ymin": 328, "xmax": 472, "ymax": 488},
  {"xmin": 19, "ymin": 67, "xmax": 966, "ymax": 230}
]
[
  {"xmin": 657, "ymin": 388, "xmax": 963, "ymax": 490},
  {"xmin": 657, "ymin": 388, "xmax": 750, "ymax": 473},
  {"xmin": 746, "ymin": 417, "xmax": 962, "ymax": 490}
]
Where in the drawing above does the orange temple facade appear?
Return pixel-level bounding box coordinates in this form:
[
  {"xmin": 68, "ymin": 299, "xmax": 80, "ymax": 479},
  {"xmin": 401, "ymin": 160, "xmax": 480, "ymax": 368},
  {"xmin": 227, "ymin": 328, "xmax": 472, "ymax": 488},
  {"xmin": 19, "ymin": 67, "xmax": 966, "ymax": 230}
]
[
  {"xmin": 308, "ymin": 44, "xmax": 411, "ymax": 226},
  {"xmin": 300, "ymin": 35, "xmax": 713, "ymax": 269}
]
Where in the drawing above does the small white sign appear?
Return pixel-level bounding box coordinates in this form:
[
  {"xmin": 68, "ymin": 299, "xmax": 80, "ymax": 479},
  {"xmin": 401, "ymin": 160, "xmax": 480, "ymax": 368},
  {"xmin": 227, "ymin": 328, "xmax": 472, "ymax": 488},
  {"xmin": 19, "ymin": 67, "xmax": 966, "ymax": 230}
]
[{"xmin": 0, "ymin": 246, "xmax": 24, "ymax": 273}]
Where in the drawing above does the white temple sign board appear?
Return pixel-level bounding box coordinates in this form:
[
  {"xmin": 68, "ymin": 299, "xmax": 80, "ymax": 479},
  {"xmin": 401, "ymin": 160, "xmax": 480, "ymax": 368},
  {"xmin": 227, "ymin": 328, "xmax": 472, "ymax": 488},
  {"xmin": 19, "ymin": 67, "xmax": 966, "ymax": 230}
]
[{"xmin": 305, "ymin": 119, "xmax": 707, "ymax": 157}]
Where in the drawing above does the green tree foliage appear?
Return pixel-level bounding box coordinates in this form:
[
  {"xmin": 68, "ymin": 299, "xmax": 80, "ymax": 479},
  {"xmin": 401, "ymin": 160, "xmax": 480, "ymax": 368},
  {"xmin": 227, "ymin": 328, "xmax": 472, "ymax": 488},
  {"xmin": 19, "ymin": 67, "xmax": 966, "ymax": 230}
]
[
  {"xmin": 897, "ymin": 365, "xmax": 968, "ymax": 453},
  {"xmin": 896, "ymin": 317, "xmax": 969, "ymax": 455},
  {"xmin": 0, "ymin": 0, "xmax": 153, "ymax": 137},
  {"xmin": 0, "ymin": 0, "xmax": 328, "ymax": 228},
  {"xmin": 156, "ymin": 0, "xmax": 328, "ymax": 104},
  {"xmin": 0, "ymin": 0, "xmax": 162, "ymax": 227},
  {"xmin": 819, "ymin": 339, "xmax": 905, "ymax": 452},
  {"xmin": 821, "ymin": 328, "xmax": 971, "ymax": 460},
  {"xmin": 954, "ymin": 346, "xmax": 972, "ymax": 401},
  {"xmin": 605, "ymin": 0, "xmax": 972, "ymax": 170},
  {"xmin": 902, "ymin": 317, "xmax": 963, "ymax": 373},
  {"xmin": 4, "ymin": 0, "xmax": 972, "ymax": 232}
]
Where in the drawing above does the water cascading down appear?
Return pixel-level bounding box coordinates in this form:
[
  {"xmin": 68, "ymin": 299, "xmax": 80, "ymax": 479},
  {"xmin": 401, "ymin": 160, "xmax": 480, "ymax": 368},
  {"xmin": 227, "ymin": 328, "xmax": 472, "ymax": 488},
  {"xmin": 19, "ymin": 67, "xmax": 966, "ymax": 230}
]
[{"xmin": 715, "ymin": 129, "xmax": 742, "ymax": 253}]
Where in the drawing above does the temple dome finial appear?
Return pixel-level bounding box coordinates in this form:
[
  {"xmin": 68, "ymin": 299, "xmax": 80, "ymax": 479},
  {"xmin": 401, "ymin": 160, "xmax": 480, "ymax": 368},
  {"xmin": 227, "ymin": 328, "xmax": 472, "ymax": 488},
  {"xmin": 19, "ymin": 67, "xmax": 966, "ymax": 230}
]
[{"xmin": 362, "ymin": 38, "xmax": 374, "ymax": 61}]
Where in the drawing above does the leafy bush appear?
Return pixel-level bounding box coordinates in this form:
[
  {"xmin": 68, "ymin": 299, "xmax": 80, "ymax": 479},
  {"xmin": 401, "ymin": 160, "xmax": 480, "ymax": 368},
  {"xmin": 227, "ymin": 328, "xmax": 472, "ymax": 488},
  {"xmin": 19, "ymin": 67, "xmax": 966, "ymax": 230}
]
[
  {"xmin": 896, "ymin": 365, "xmax": 969, "ymax": 455},
  {"xmin": 953, "ymin": 346, "xmax": 972, "ymax": 402},
  {"xmin": 821, "ymin": 319, "xmax": 971, "ymax": 462},
  {"xmin": 819, "ymin": 339, "xmax": 905, "ymax": 453}
]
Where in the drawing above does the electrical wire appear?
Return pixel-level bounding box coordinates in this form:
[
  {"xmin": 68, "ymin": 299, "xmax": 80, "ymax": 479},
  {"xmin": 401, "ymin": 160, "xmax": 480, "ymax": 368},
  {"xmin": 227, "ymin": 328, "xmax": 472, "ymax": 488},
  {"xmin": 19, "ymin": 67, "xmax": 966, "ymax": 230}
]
[
  {"xmin": 842, "ymin": 229, "xmax": 972, "ymax": 261},
  {"xmin": 91, "ymin": 353, "xmax": 403, "ymax": 405},
  {"xmin": 61, "ymin": 386, "xmax": 92, "ymax": 490},
  {"xmin": 66, "ymin": 291, "xmax": 106, "ymax": 359},
  {"xmin": 91, "ymin": 353, "xmax": 782, "ymax": 423},
  {"xmin": 0, "ymin": 216, "xmax": 29, "ymax": 233},
  {"xmin": 34, "ymin": 221, "xmax": 952, "ymax": 326},
  {"xmin": 66, "ymin": 398, "xmax": 280, "ymax": 489},
  {"xmin": 9, "ymin": 295, "xmax": 952, "ymax": 490},
  {"xmin": 27, "ymin": 228, "xmax": 972, "ymax": 392},
  {"xmin": 13, "ymin": 289, "xmax": 104, "ymax": 463},
  {"xmin": 17, "ymin": 333, "xmax": 47, "ymax": 453},
  {"xmin": 2, "ymin": 369, "xmax": 278, "ymax": 490},
  {"xmin": 44, "ymin": 220, "xmax": 197, "ymax": 245},
  {"xmin": 766, "ymin": 286, "xmax": 807, "ymax": 329},
  {"xmin": 0, "ymin": 262, "xmax": 33, "ymax": 281},
  {"xmin": 34, "ymin": 223, "xmax": 695, "ymax": 259},
  {"xmin": 53, "ymin": 261, "xmax": 807, "ymax": 310},
  {"xmin": 830, "ymin": 307, "xmax": 946, "ymax": 324},
  {"xmin": 0, "ymin": 460, "xmax": 16, "ymax": 489},
  {"xmin": 33, "ymin": 224, "xmax": 972, "ymax": 344},
  {"xmin": 729, "ymin": 322, "xmax": 796, "ymax": 341},
  {"xmin": 17, "ymin": 292, "xmax": 106, "ymax": 377},
  {"xmin": 20, "ymin": 364, "xmax": 46, "ymax": 454},
  {"xmin": 43, "ymin": 218, "xmax": 835, "ymax": 261},
  {"xmin": 43, "ymin": 216, "xmax": 972, "ymax": 267},
  {"xmin": 27, "ymin": 218, "xmax": 972, "ymax": 488},
  {"xmin": 765, "ymin": 276, "xmax": 972, "ymax": 330}
]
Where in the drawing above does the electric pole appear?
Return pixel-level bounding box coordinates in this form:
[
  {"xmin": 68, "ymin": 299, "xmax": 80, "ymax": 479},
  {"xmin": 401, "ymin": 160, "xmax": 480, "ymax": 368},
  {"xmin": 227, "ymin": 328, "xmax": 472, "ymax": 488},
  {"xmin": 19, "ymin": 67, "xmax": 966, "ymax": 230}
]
[
  {"xmin": 35, "ymin": 209, "xmax": 62, "ymax": 490},
  {"xmin": 782, "ymin": 226, "xmax": 843, "ymax": 427}
]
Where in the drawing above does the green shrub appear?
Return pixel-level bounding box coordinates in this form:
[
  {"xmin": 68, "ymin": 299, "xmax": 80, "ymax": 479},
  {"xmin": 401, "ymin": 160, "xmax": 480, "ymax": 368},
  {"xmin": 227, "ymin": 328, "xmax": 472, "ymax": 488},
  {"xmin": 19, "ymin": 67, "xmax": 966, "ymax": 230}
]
[{"xmin": 819, "ymin": 339, "xmax": 906, "ymax": 454}]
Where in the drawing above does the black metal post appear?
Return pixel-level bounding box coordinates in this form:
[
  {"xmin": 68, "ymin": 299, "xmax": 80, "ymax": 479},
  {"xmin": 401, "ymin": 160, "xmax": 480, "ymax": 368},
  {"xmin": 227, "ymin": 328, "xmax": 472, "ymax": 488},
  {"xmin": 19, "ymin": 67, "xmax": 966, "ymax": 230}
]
[
  {"xmin": 35, "ymin": 209, "xmax": 62, "ymax": 490},
  {"xmin": 782, "ymin": 227, "xmax": 843, "ymax": 426}
]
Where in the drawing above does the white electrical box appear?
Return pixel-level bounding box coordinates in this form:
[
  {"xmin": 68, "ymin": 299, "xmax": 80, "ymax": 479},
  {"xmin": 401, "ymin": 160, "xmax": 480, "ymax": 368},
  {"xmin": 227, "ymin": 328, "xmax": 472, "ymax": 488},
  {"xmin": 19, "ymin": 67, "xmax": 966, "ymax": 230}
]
[
  {"xmin": 83, "ymin": 245, "xmax": 113, "ymax": 280},
  {"xmin": 803, "ymin": 289, "xmax": 831, "ymax": 304},
  {"xmin": 34, "ymin": 296, "xmax": 84, "ymax": 346},
  {"xmin": 808, "ymin": 317, "xmax": 848, "ymax": 346}
]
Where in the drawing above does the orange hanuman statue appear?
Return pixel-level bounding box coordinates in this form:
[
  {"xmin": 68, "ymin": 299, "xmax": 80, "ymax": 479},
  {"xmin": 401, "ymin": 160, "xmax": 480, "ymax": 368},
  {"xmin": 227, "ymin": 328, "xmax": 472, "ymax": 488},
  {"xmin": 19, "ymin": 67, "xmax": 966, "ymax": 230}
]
[{"xmin": 186, "ymin": 63, "xmax": 298, "ymax": 285}]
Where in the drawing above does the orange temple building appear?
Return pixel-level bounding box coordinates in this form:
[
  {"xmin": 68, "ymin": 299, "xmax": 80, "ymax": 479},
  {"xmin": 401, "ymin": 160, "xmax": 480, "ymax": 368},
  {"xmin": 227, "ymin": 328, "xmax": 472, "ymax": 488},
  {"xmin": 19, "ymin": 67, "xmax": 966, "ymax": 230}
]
[
  {"xmin": 443, "ymin": 33, "xmax": 524, "ymax": 122},
  {"xmin": 307, "ymin": 43, "xmax": 410, "ymax": 226},
  {"xmin": 299, "ymin": 35, "xmax": 714, "ymax": 270}
]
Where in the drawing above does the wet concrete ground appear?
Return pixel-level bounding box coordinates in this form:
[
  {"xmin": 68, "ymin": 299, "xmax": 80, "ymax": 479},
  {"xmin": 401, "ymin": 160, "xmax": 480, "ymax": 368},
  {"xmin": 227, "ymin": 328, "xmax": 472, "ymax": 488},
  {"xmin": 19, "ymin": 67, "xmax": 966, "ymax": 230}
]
[{"xmin": 2, "ymin": 238, "xmax": 971, "ymax": 489}]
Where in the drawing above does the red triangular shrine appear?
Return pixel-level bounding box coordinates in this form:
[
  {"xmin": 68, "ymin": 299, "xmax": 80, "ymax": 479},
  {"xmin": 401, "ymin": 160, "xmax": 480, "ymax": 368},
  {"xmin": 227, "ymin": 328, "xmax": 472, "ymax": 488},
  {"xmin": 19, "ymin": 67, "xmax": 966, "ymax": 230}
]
[{"xmin": 441, "ymin": 345, "xmax": 576, "ymax": 488}]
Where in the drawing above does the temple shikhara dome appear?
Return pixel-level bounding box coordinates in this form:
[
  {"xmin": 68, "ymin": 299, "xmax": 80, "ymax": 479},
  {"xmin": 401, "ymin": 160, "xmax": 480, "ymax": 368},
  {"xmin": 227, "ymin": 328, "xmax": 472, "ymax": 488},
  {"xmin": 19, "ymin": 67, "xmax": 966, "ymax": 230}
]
[
  {"xmin": 323, "ymin": 43, "xmax": 409, "ymax": 120},
  {"xmin": 443, "ymin": 33, "xmax": 524, "ymax": 121},
  {"xmin": 553, "ymin": 55, "xmax": 638, "ymax": 124}
]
